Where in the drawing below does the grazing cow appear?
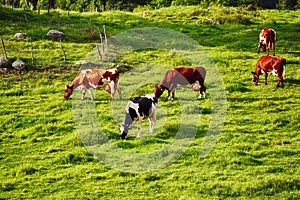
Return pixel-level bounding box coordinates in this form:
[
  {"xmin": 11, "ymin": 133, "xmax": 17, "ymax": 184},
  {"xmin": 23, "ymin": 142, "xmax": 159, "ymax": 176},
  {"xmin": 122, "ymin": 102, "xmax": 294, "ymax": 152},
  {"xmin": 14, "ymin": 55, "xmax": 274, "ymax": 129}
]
[
  {"xmin": 120, "ymin": 94, "xmax": 157, "ymax": 139},
  {"xmin": 251, "ymin": 56, "xmax": 286, "ymax": 88},
  {"xmin": 64, "ymin": 68, "xmax": 122, "ymax": 101},
  {"xmin": 258, "ymin": 28, "xmax": 276, "ymax": 56},
  {"xmin": 154, "ymin": 67, "xmax": 206, "ymax": 101}
]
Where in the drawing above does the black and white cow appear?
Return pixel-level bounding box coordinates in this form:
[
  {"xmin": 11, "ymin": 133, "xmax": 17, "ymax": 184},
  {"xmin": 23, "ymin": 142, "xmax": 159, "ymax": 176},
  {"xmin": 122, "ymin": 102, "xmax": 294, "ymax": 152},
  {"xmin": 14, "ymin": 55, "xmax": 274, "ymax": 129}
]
[{"xmin": 120, "ymin": 94, "xmax": 157, "ymax": 139}]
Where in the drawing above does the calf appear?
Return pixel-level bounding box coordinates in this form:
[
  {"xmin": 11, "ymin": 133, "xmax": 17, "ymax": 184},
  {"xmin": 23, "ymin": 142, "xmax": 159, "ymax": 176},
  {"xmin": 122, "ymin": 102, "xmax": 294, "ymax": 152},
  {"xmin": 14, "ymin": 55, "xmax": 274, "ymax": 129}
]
[
  {"xmin": 120, "ymin": 94, "xmax": 157, "ymax": 139},
  {"xmin": 154, "ymin": 67, "xmax": 206, "ymax": 101},
  {"xmin": 251, "ymin": 56, "xmax": 286, "ymax": 88},
  {"xmin": 64, "ymin": 68, "xmax": 122, "ymax": 101},
  {"xmin": 258, "ymin": 28, "xmax": 276, "ymax": 56}
]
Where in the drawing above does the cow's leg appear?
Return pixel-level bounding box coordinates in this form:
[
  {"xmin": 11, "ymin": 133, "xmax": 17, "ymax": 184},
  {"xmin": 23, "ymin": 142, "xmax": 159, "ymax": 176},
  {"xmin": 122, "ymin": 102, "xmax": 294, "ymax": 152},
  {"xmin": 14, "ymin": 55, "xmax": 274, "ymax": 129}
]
[
  {"xmin": 149, "ymin": 112, "xmax": 156, "ymax": 133},
  {"xmin": 264, "ymin": 73, "xmax": 268, "ymax": 85},
  {"xmin": 168, "ymin": 84, "xmax": 176, "ymax": 101},
  {"xmin": 137, "ymin": 117, "xmax": 142, "ymax": 138},
  {"xmin": 277, "ymin": 76, "xmax": 284, "ymax": 88},
  {"xmin": 272, "ymin": 42, "xmax": 275, "ymax": 56},
  {"xmin": 171, "ymin": 90, "xmax": 175, "ymax": 101},
  {"xmin": 86, "ymin": 89, "xmax": 94, "ymax": 101},
  {"xmin": 116, "ymin": 83, "xmax": 122, "ymax": 100},
  {"xmin": 167, "ymin": 90, "xmax": 171, "ymax": 100},
  {"xmin": 109, "ymin": 82, "xmax": 115, "ymax": 101},
  {"xmin": 81, "ymin": 89, "xmax": 86, "ymax": 100},
  {"xmin": 198, "ymin": 84, "xmax": 206, "ymax": 99}
]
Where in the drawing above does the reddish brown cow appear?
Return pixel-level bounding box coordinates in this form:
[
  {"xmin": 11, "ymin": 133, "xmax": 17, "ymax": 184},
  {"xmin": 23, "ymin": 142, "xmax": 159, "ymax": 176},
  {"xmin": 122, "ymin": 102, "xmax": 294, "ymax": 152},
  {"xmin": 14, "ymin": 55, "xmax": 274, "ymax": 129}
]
[
  {"xmin": 64, "ymin": 68, "xmax": 122, "ymax": 101},
  {"xmin": 154, "ymin": 67, "xmax": 206, "ymax": 100},
  {"xmin": 251, "ymin": 56, "xmax": 286, "ymax": 88},
  {"xmin": 258, "ymin": 28, "xmax": 276, "ymax": 56}
]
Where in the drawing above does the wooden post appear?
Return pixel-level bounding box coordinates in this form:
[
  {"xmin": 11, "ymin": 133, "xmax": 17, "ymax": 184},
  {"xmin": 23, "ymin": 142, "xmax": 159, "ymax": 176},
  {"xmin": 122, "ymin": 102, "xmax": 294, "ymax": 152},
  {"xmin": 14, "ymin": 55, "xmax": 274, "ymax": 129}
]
[
  {"xmin": 60, "ymin": 39, "xmax": 66, "ymax": 64},
  {"xmin": 47, "ymin": 3, "xmax": 51, "ymax": 27},
  {"xmin": 1, "ymin": 39, "xmax": 8, "ymax": 60},
  {"xmin": 11, "ymin": 0, "xmax": 14, "ymax": 20},
  {"xmin": 90, "ymin": 18, "xmax": 94, "ymax": 38},
  {"xmin": 97, "ymin": 27, "xmax": 104, "ymax": 53},
  {"xmin": 30, "ymin": 38, "xmax": 34, "ymax": 64},
  {"xmin": 96, "ymin": 44, "xmax": 102, "ymax": 61},
  {"xmin": 58, "ymin": 13, "xmax": 60, "ymax": 29},
  {"xmin": 103, "ymin": 25, "xmax": 107, "ymax": 50},
  {"xmin": 24, "ymin": 7, "xmax": 28, "ymax": 23},
  {"xmin": 80, "ymin": 18, "xmax": 83, "ymax": 34}
]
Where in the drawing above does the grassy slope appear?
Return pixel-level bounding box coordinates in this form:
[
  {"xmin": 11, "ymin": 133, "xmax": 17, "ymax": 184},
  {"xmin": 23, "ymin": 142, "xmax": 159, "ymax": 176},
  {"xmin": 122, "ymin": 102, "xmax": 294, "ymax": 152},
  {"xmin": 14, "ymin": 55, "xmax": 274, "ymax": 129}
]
[{"xmin": 0, "ymin": 5, "xmax": 300, "ymax": 199}]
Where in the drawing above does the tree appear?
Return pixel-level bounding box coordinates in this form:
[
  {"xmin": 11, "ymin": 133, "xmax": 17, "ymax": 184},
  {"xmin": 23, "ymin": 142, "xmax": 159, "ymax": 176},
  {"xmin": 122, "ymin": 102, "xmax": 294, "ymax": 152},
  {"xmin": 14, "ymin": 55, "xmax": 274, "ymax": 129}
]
[
  {"xmin": 258, "ymin": 0, "xmax": 277, "ymax": 9},
  {"xmin": 28, "ymin": 0, "xmax": 38, "ymax": 10},
  {"xmin": 101, "ymin": 0, "xmax": 106, "ymax": 11}
]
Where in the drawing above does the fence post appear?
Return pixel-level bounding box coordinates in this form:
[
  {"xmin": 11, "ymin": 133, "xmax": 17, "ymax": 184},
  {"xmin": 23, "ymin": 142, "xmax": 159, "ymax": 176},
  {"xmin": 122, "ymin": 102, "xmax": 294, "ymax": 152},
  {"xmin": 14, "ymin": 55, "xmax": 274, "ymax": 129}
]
[
  {"xmin": 24, "ymin": 7, "xmax": 28, "ymax": 22},
  {"xmin": 1, "ymin": 39, "xmax": 8, "ymax": 60},
  {"xmin": 97, "ymin": 27, "xmax": 104, "ymax": 53},
  {"xmin": 96, "ymin": 44, "xmax": 102, "ymax": 61},
  {"xmin": 30, "ymin": 38, "xmax": 34, "ymax": 64},
  {"xmin": 103, "ymin": 25, "xmax": 107, "ymax": 50},
  {"xmin": 90, "ymin": 18, "xmax": 95, "ymax": 38},
  {"xmin": 58, "ymin": 13, "xmax": 60, "ymax": 29},
  {"xmin": 60, "ymin": 39, "xmax": 66, "ymax": 64}
]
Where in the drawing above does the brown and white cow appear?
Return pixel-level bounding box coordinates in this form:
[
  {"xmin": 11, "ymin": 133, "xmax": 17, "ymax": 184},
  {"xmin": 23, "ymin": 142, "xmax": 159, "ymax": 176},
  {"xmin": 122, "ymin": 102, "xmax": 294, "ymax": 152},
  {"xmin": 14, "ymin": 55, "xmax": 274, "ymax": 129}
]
[
  {"xmin": 258, "ymin": 28, "xmax": 276, "ymax": 56},
  {"xmin": 154, "ymin": 67, "xmax": 206, "ymax": 100},
  {"xmin": 251, "ymin": 56, "xmax": 286, "ymax": 88},
  {"xmin": 64, "ymin": 68, "xmax": 122, "ymax": 101}
]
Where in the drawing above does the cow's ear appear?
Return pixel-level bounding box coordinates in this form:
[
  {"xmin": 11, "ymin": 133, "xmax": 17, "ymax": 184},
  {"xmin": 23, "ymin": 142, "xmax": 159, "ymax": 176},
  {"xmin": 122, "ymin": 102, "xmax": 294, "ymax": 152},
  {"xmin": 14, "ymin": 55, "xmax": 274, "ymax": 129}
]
[
  {"xmin": 251, "ymin": 72, "xmax": 255, "ymax": 75},
  {"xmin": 66, "ymin": 84, "xmax": 71, "ymax": 89}
]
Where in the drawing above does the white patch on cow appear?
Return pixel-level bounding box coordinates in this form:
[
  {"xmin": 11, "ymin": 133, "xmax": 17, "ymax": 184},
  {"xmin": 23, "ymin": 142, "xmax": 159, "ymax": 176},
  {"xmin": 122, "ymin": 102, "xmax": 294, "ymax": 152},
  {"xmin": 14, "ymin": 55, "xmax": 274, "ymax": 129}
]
[
  {"xmin": 108, "ymin": 69, "xmax": 117, "ymax": 74},
  {"xmin": 109, "ymin": 81, "xmax": 115, "ymax": 89},
  {"xmin": 126, "ymin": 101, "xmax": 139, "ymax": 113},
  {"xmin": 120, "ymin": 125, "xmax": 125, "ymax": 134},
  {"xmin": 271, "ymin": 69, "xmax": 278, "ymax": 76},
  {"xmin": 260, "ymin": 35, "xmax": 266, "ymax": 44},
  {"xmin": 81, "ymin": 69, "xmax": 92, "ymax": 74},
  {"xmin": 102, "ymin": 77, "xmax": 111, "ymax": 82}
]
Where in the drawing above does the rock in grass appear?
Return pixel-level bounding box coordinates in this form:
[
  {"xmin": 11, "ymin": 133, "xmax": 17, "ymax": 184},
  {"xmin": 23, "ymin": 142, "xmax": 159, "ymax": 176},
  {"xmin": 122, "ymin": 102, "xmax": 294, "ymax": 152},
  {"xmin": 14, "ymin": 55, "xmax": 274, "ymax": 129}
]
[
  {"xmin": 47, "ymin": 30, "xmax": 65, "ymax": 38},
  {"xmin": 12, "ymin": 60, "xmax": 26, "ymax": 70},
  {"xmin": 0, "ymin": 60, "xmax": 8, "ymax": 67},
  {"xmin": 14, "ymin": 33, "xmax": 26, "ymax": 40},
  {"xmin": 0, "ymin": 68, "xmax": 8, "ymax": 74}
]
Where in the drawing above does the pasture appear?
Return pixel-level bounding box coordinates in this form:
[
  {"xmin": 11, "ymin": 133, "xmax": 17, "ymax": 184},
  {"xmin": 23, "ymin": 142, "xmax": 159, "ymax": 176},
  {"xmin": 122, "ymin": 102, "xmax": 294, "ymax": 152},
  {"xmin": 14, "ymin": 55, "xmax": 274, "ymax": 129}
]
[{"xmin": 0, "ymin": 5, "xmax": 299, "ymax": 199}]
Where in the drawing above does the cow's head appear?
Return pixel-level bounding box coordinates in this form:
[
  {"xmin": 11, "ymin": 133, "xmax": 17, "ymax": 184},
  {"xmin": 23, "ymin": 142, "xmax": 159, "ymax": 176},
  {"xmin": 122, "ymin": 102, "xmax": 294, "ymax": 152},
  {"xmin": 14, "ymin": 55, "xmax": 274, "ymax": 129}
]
[
  {"xmin": 120, "ymin": 124, "xmax": 130, "ymax": 139},
  {"xmin": 64, "ymin": 85, "xmax": 73, "ymax": 99},
  {"xmin": 258, "ymin": 41, "xmax": 266, "ymax": 53},
  {"xmin": 251, "ymin": 72, "xmax": 259, "ymax": 85},
  {"xmin": 154, "ymin": 85, "xmax": 164, "ymax": 98}
]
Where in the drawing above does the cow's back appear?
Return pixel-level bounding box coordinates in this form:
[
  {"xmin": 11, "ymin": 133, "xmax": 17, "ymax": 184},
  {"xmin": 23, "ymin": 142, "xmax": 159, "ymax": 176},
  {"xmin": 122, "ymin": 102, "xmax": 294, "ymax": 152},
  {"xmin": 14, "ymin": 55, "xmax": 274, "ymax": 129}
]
[
  {"xmin": 174, "ymin": 67, "xmax": 206, "ymax": 84},
  {"xmin": 257, "ymin": 56, "xmax": 285, "ymax": 73}
]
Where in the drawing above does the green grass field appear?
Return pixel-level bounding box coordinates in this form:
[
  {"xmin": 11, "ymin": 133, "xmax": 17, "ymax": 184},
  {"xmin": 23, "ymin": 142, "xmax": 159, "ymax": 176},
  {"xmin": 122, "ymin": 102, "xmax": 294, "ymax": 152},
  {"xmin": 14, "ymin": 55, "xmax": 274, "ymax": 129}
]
[{"xmin": 0, "ymin": 5, "xmax": 299, "ymax": 199}]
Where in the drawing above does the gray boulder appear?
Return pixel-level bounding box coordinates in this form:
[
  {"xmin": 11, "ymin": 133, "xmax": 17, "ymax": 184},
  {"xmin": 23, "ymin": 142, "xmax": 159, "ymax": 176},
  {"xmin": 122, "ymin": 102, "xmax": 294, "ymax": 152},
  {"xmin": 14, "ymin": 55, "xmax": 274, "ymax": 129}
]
[
  {"xmin": 14, "ymin": 33, "xmax": 26, "ymax": 40},
  {"xmin": 47, "ymin": 30, "xmax": 65, "ymax": 38},
  {"xmin": 0, "ymin": 60, "xmax": 8, "ymax": 67},
  {"xmin": 12, "ymin": 60, "xmax": 26, "ymax": 70}
]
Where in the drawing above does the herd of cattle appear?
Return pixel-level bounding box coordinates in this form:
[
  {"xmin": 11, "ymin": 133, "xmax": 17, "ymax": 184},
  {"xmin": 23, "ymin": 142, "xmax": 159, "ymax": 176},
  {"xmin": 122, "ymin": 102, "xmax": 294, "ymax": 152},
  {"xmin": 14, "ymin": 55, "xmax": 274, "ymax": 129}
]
[{"xmin": 64, "ymin": 28, "xmax": 286, "ymax": 139}]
